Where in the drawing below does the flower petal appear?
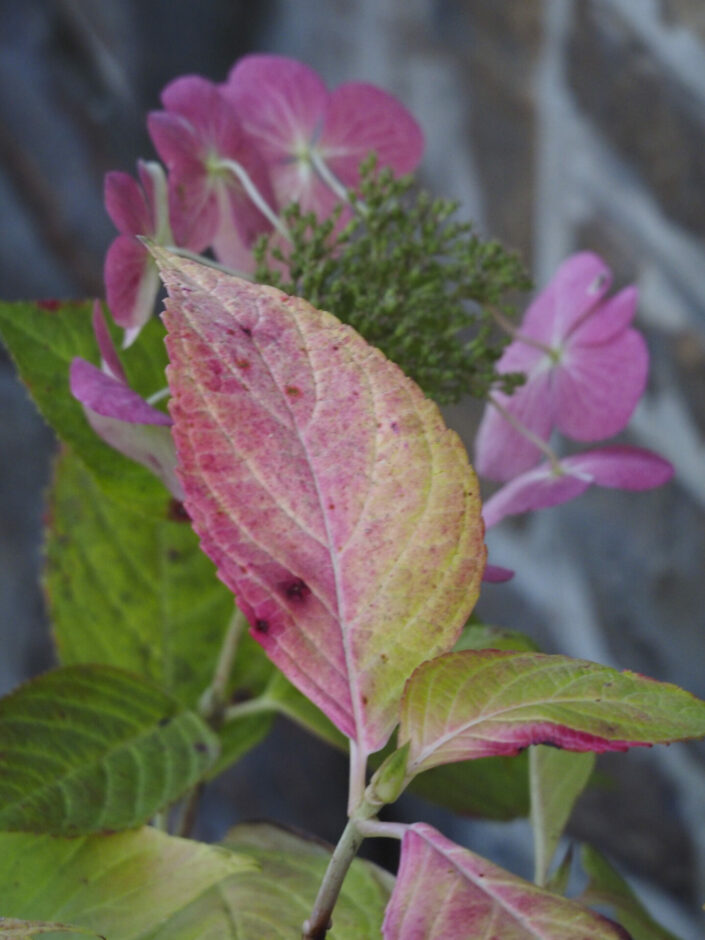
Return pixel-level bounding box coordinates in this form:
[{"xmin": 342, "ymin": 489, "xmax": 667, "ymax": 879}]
[
  {"xmin": 571, "ymin": 285, "xmax": 638, "ymax": 346},
  {"xmin": 70, "ymin": 358, "xmax": 172, "ymax": 426},
  {"xmin": 482, "ymin": 462, "xmax": 590, "ymax": 529},
  {"xmin": 482, "ymin": 563, "xmax": 515, "ymax": 583},
  {"xmin": 104, "ymin": 171, "xmax": 152, "ymax": 236},
  {"xmin": 223, "ymin": 54, "xmax": 328, "ymax": 164},
  {"xmin": 320, "ymin": 82, "xmax": 424, "ymax": 184},
  {"xmin": 91, "ymin": 302, "xmax": 126, "ymax": 383},
  {"xmin": 523, "ymin": 252, "xmax": 612, "ymax": 345},
  {"xmin": 474, "ymin": 370, "xmax": 553, "ymax": 481},
  {"xmin": 104, "ymin": 235, "xmax": 160, "ymax": 333},
  {"xmin": 561, "ymin": 446, "xmax": 674, "ymax": 490},
  {"xmin": 553, "ymin": 328, "xmax": 648, "ymax": 441}
]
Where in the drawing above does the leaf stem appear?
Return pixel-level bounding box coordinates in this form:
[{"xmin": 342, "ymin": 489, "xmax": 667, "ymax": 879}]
[
  {"xmin": 356, "ymin": 818, "xmax": 407, "ymax": 840},
  {"xmin": 347, "ymin": 740, "xmax": 368, "ymax": 815},
  {"xmin": 223, "ymin": 695, "xmax": 276, "ymax": 723},
  {"xmin": 529, "ymin": 745, "xmax": 550, "ymax": 887},
  {"xmin": 199, "ymin": 606, "xmax": 248, "ymax": 724}
]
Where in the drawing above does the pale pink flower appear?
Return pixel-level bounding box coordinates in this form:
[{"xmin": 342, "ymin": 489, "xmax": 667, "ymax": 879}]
[
  {"xmin": 482, "ymin": 446, "xmax": 673, "ymax": 529},
  {"xmin": 475, "ymin": 253, "xmax": 649, "ymax": 482},
  {"xmin": 104, "ymin": 160, "xmax": 172, "ymax": 345},
  {"xmin": 222, "ymin": 54, "xmax": 424, "ymax": 219}
]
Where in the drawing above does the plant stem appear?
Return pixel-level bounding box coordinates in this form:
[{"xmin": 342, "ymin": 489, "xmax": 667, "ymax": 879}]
[
  {"xmin": 301, "ymin": 817, "xmax": 366, "ymax": 940},
  {"xmin": 347, "ymin": 739, "xmax": 368, "ymax": 815},
  {"xmin": 529, "ymin": 745, "xmax": 549, "ymax": 887},
  {"xmin": 355, "ymin": 818, "xmax": 407, "ymax": 840},
  {"xmin": 223, "ymin": 695, "xmax": 275, "ymax": 723},
  {"xmin": 310, "ymin": 150, "xmax": 369, "ymax": 217},
  {"xmin": 199, "ymin": 606, "xmax": 248, "ymax": 724},
  {"xmin": 488, "ymin": 394, "xmax": 563, "ymax": 473}
]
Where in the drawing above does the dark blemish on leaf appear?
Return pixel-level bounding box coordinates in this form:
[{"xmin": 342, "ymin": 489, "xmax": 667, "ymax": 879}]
[
  {"xmin": 285, "ymin": 385, "xmax": 301, "ymax": 398},
  {"xmin": 230, "ymin": 688, "xmax": 253, "ymax": 704},
  {"xmin": 158, "ymin": 716, "xmax": 172, "ymax": 728},
  {"xmin": 362, "ymin": 695, "xmax": 368, "ymax": 705},
  {"xmin": 236, "ymin": 358, "xmax": 251, "ymax": 369},
  {"xmin": 194, "ymin": 742, "xmax": 209, "ymax": 754},
  {"xmin": 380, "ymin": 653, "xmax": 388, "ymax": 663},
  {"xmin": 167, "ymin": 499, "xmax": 191, "ymax": 523},
  {"xmin": 328, "ymin": 502, "xmax": 335, "ymax": 510},
  {"xmin": 167, "ymin": 549, "xmax": 182, "ymax": 562},
  {"xmin": 255, "ymin": 619, "xmax": 270, "ymax": 634},
  {"xmin": 281, "ymin": 577, "xmax": 311, "ymax": 602},
  {"xmin": 240, "ymin": 325, "xmax": 252, "ymax": 337},
  {"xmin": 390, "ymin": 421, "xmax": 399, "ymax": 433}
]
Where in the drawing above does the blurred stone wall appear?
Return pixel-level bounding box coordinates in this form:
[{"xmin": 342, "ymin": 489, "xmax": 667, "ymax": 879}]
[{"xmin": 1, "ymin": 1, "xmax": 704, "ymax": 936}]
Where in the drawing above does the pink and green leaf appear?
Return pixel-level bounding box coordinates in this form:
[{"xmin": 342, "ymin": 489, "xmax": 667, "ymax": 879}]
[
  {"xmin": 157, "ymin": 249, "xmax": 485, "ymax": 754},
  {"xmin": 382, "ymin": 822, "xmax": 630, "ymax": 939},
  {"xmin": 399, "ymin": 650, "xmax": 705, "ymax": 776}
]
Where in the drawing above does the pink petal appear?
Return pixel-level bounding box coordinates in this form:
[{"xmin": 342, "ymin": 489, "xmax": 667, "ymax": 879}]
[
  {"xmin": 104, "ymin": 235, "xmax": 160, "ymax": 332},
  {"xmin": 223, "ymin": 54, "xmax": 328, "ymax": 164},
  {"xmin": 320, "ymin": 82, "xmax": 424, "ymax": 184},
  {"xmin": 553, "ymin": 327, "xmax": 648, "ymax": 440},
  {"xmin": 482, "ymin": 564, "xmax": 515, "ymax": 583},
  {"xmin": 562, "ymin": 446, "xmax": 674, "ymax": 490},
  {"xmin": 482, "ymin": 462, "xmax": 590, "ymax": 529},
  {"xmin": 571, "ymin": 285, "xmax": 639, "ymax": 345},
  {"xmin": 91, "ymin": 302, "xmax": 126, "ymax": 383},
  {"xmin": 104, "ymin": 171, "xmax": 152, "ymax": 236},
  {"xmin": 474, "ymin": 370, "xmax": 553, "ymax": 481},
  {"xmin": 147, "ymin": 111, "xmax": 204, "ymax": 174},
  {"xmin": 523, "ymin": 252, "xmax": 612, "ymax": 345},
  {"xmin": 83, "ymin": 407, "xmax": 182, "ymax": 499},
  {"xmin": 167, "ymin": 173, "xmax": 219, "ymax": 253},
  {"xmin": 70, "ymin": 358, "xmax": 172, "ymax": 426}
]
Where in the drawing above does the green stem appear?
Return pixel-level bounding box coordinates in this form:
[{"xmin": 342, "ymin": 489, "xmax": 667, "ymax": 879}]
[
  {"xmin": 301, "ymin": 816, "xmax": 366, "ymax": 940},
  {"xmin": 529, "ymin": 745, "xmax": 549, "ymax": 886},
  {"xmin": 199, "ymin": 607, "xmax": 248, "ymax": 724},
  {"xmin": 223, "ymin": 695, "xmax": 276, "ymax": 723}
]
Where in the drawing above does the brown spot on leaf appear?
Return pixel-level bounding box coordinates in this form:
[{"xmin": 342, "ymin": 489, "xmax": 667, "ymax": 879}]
[
  {"xmin": 240, "ymin": 325, "xmax": 252, "ymax": 337},
  {"xmin": 255, "ymin": 619, "xmax": 270, "ymax": 634},
  {"xmin": 281, "ymin": 577, "xmax": 311, "ymax": 602},
  {"xmin": 236, "ymin": 358, "xmax": 251, "ymax": 369},
  {"xmin": 285, "ymin": 385, "xmax": 301, "ymax": 398}
]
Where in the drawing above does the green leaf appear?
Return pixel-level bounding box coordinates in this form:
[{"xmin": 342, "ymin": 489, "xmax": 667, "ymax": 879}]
[
  {"xmin": 580, "ymin": 844, "xmax": 682, "ymax": 940},
  {"xmin": 529, "ymin": 746, "xmax": 595, "ymax": 885},
  {"xmin": 399, "ymin": 650, "xmax": 705, "ymax": 776},
  {"xmin": 0, "ymin": 828, "xmax": 253, "ymax": 939},
  {"xmin": 157, "ymin": 249, "xmax": 486, "ymax": 754},
  {"xmin": 148, "ymin": 823, "xmax": 394, "ymax": 939},
  {"xmin": 407, "ymin": 752, "xmax": 529, "ymax": 819},
  {"xmin": 0, "ymin": 301, "xmax": 167, "ymax": 511},
  {"xmin": 47, "ymin": 451, "xmax": 232, "ymax": 705},
  {"xmin": 0, "ymin": 920, "xmax": 102, "ymax": 939},
  {"xmin": 0, "ymin": 665, "xmax": 219, "ymax": 834}
]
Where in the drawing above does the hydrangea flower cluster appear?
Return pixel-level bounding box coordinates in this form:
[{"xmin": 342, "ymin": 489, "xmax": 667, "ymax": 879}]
[{"xmin": 71, "ymin": 54, "xmax": 673, "ymax": 584}]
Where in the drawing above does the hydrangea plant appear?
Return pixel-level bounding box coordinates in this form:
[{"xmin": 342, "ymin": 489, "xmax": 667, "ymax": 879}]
[{"xmin": 0, "ymin": 53, "xmax": 702, "ymax": 940}]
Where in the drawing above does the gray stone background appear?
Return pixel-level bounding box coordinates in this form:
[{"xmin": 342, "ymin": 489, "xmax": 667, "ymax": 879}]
[{"xmin": 1, "ymin": 1, "xmax": 704, "ymax": 936}]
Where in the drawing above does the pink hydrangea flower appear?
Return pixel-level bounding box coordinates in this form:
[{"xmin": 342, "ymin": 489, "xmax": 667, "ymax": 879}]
[
  {"xmin": 70, "ymin": 303, "xmax": 182, "ymax": 498},
  {"xmin": 475, "ymin": 253, "xmax": 649, "ymax": 482},
  {"xmin": 222, "ymin": 54, "xmax": 424, "ymax": 220},
  {"xmin": 147, "ymin": 75, "xmax": 275, "ymax": 269},
  {"xmin": 482, "ymin": 445, "xmax": 673, "ymax": 529},
  {"xmin": 104, "ymin": 160, "xmax": 172, "ymax": 346}
]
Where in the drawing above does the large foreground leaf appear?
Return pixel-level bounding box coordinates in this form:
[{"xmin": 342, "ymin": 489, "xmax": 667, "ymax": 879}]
[
  {"xmin": 0, "ymin": 301, "xmax": 166, "ymax": 510},
  {"xmin": 383, "ymin": 823, "xmax": 629, "ymax": 939},
  {"xmin": 399, "ymin": 650, "xmax": 705, "ymax": 775},
  {"xmin": 157, "ymin": 249, "xmax": 485, "ymax": 753},
  {"xmin": 0, "ymin": 828, "xmax": 253, "ymax": 939},
  {"xmin": 149, "ymin": 823, "xmax": 393, "ymax": 939},
  {"xmin": 580, "ymin": 845, "xmax": 680, "ymax": 940},
  {"xmin": 0, "ymin": 665, "xmax": 218, "ymax": 834}
]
